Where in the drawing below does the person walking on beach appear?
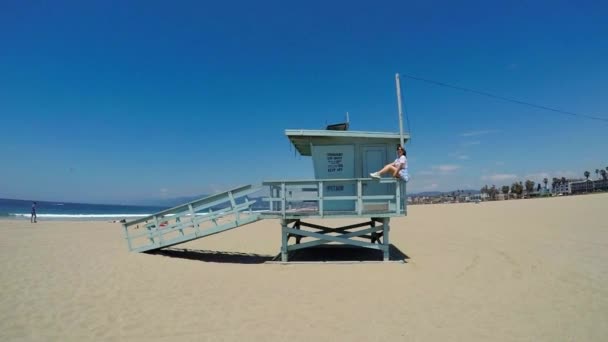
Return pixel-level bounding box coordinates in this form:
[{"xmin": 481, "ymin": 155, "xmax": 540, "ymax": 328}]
[
  {"xmin": 31, "ymin": 202, "xmax": 37, "ymax": 223},
  {"xmin": 370, "ymin": 145, "xmax": 409, "ymax": 182}
]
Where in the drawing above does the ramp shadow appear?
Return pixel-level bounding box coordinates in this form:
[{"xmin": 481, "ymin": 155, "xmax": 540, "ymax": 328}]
[
  {"xmin": 147, "ymin": 248, "xmax": 274, "ymax": 264},
  {"xmin": 278, "ymin": 244, "xmax": 409, "ymax": 263}
]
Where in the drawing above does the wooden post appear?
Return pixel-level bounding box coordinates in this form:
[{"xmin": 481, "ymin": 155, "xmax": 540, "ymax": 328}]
[
  {"xmin": 228, "ymin": 191, "xmax": 239, "ymax": 223},
  {"xmin": 357, "ymin": 179, "xmax": 363, "ymax": 215},
  {"xmin": 295, "ymin": 220, "xmax": 301, "ymax": 244},
  {"xmin": 396, "ymin": 180, "xmax": 401, "ymax": 215},
  {"xmin": 318, "ymin": 181, "xmax": 324, "ymax": 217},
  {"xmin": 281, "ymin": 219, "xmax": 289, "ymax": 262},
  {"xmin": 269, "ymin": 185, "xmax": 274, "ymax": 212},
  {"xmin": 123, "ymin": 224, "xmax": 132, "ymax": 251},
  {"xmin": 153, "ymin": 216, "xmax": 162, "ymax": 245},
  {"xmin": 383, "ymin": 217, "xmax": 390, "ymax": 261},
  {"xmin": 188, "ymin": 204, "xmax": 200, "ymax": 236},
  {"xmin": 281, "ymin": 183, "xmax": 286, "ymax": 216}
]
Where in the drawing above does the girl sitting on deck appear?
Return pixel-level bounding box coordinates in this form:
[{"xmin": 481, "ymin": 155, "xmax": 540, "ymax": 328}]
[{"xmin": 370, "ymin": 145, "xmax": 409, "ymax": 182}]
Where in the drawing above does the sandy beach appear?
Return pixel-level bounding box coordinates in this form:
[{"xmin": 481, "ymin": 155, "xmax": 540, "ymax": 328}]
[{"xmin": 1, "ymin": 193, "xmax": 607, "ymax": 341}]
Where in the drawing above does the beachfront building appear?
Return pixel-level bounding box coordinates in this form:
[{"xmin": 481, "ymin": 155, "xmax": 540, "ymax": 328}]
[
  {"xmin": 570, "ymin": 179, "xmax": 608, "ymax": 194},
  {"xmin": 570, "ymin": 180, "xmax": 594, "ymax": 194},
  {"xmin": 469, "ymin": 193, "xmax": 489, "ymax": 201},
  {"xmin": 595, "ymin": 178, "xmax": 608, "ymax": 191},
  {"xmin": 553, "ymin": 181, "xmax": 570, "ymax": 195},
  {"xmin": 525, "ymin": 188, "xmax": 551, "ymax": 198},
  {"xmin": 552, "ymin": 179, "xmax": 582, "ymax": 195}
]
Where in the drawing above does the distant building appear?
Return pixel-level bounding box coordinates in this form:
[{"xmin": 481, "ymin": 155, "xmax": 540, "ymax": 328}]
[
  {"xmin": 553, "ymin": 182, "xmax": 570, "ymax": 194},
  {"xmin": 570, "ymin": 180, "xmax": 593, "ymax": 194},
  {"xmin": 469, "ymin": 193, "xmax": 489, "ymax": 201},
  {"xmin": 553, "ymin": 178, "xmax": 584, "ymax": 195},
  {"xmin": 571, "ymin": 179, "xmax": 608, "ymax": 194},
  {"xmin": 527, "ymin": 188, "xmax": 551, "ymax": 198},
  {"xmin": 596, "ymin": 179, "xmax": 608, "ymax": 191}
]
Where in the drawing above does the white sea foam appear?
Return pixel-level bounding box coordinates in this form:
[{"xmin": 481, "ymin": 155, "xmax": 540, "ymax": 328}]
[{"xmin": 9, "ymin": 210, "xmax": 267, "ymax": 219}]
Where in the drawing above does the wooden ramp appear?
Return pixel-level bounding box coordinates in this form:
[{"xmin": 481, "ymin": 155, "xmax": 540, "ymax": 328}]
[{"xmin": 122, "ymin": 184, "xmax": 263, "ymax": 253}]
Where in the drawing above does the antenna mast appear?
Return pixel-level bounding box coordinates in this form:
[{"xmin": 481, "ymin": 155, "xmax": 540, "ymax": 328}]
[{"xmin": 395, "ymin": 73, "xmax": 405, "ymax": 147}]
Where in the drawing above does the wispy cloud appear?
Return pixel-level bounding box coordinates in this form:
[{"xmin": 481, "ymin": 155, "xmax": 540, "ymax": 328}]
[
  {"xmin": 418, "ymin": 164, "xmax": 461, "ymax": 176},
  {"xmin": 461, "ymin": 141, "xmax": 481, "ymax": 146},
  {"xmin": 435, "ymin": 165, "xmax": 461, "ymax": 172},
  {"xmin": 481, "ymin": 174, "xmax": 517, "ymax": 182},
  {"xmin": 460, "ymin": 130, "xmax": 498, "ymax": 137},
  {"xmin": 449, "ymin": 152, "xmax": 470, "ymax": 160}
]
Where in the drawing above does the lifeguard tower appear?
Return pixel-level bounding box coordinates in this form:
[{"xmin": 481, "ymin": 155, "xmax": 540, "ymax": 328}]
[{"xmin": 122, "ymin": 75, "xmax": 410, "ymax": 262}]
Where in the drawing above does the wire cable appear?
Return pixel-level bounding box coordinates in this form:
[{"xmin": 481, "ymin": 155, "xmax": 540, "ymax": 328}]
[{"xmin": 400, "ymin": 73, "xmax": 608, "ymax": 123}]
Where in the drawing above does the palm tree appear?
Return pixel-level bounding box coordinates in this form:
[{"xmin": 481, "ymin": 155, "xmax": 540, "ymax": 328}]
[
  {"xmin": 480, "ymin": 185, "xmax": 487, "ymax": 195},
  {"xmin": 596, "ymin": 169, "xmax": 600, "ymax": 180},
  {"xmin": 510, "ymin": 182, "xmax": 523, "ymax": 198},
  {"xmin": 502, "ymin": 185, "xmax": 509, "ymax": 199},
  {"xmin": 600, "ymin": 169, "xmax": 607, "ymax": 180},
  {"xmin": 543, "ymin": 178, "xmax": 548, "ymax": 190},
  {"xmin": 525, "ymin": 180, "xmax": 535, "ymax": 196},
  {"xmin": 584, "ymin": 171, "xmax": 590, "ymax": 180},
  {"xmin": 551, "ymin": 177, "xmax": 558, "ymax": 191}
]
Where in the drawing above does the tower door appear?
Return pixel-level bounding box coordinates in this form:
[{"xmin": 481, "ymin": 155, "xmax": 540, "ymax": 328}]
[{"xmin": 362, "ymin": 145, "xmax": 388, "ymax": 197}]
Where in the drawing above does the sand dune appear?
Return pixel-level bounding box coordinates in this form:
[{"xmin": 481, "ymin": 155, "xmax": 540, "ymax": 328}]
[{"xmin": 1, "ymin": 193, "xmax": 607, "ymax": 341}]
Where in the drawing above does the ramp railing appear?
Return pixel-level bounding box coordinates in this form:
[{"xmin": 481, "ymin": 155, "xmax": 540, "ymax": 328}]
[{"xmin": 123, "ymin": 184, "xmax": 264, "ymax": 252}]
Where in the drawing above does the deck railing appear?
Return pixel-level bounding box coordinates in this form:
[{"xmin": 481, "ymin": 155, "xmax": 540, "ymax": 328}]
[{"xmin": 261, "ymin": 178, "xmax": 407, "ymax": 219}]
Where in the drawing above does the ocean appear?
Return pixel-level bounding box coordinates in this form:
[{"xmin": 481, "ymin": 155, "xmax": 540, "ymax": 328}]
[{"xmin": 0, "ymin": 198, "xmax": 169, "ymax": 221}]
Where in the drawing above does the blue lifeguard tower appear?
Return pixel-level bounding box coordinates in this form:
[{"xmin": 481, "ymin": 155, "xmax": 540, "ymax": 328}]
[{"xmin": 122, "ymin": 75, "xmax": 410, "ymax": 262}]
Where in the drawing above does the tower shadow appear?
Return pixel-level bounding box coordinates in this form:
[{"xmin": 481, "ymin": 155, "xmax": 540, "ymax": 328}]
[
  {"xmin": 147, "ymin": 248, "xmax": 274, "ymax": 264},
  {"xmin": 277, "ymin": 244, "xmax": 409, "ymax": 263},
  {"xmin": 147, "ymin": 244, "xmax": 409, "ymax": 264}
]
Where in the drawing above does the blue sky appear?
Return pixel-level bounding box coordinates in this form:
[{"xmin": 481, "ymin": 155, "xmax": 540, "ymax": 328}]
[{"xmin": 1, "ymin": 0, "xmax": 607, "ymax": 204}]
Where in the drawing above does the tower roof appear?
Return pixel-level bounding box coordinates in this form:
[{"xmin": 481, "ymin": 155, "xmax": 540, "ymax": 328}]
[{"xmin": 285, "ymin": 129, "xmax": 410, "ymax": 156}]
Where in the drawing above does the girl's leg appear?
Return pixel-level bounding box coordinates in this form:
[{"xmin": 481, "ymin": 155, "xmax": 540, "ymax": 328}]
[{"xmin": 378, "ymin": 164, "xmax": 397, "ymax": 175}]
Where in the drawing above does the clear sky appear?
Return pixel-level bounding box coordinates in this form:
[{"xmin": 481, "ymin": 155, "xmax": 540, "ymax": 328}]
[{"xmin": 1, "ymin": 0, "xmax": 607, "ymax": 204}]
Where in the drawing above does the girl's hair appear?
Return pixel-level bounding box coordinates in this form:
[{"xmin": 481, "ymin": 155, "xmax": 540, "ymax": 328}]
[{"xmin": 397, "ymin": 145, "xmax": 407, "ymax": 157}]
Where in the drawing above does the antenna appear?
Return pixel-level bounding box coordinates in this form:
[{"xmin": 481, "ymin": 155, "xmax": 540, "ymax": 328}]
[
  {"xmin": 395, "ymin": 74, "xmax": 405, "ymax": 147},
  {"xmin": 346, "ymin": 111, "xmax": 350, "ymax": 124}
]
